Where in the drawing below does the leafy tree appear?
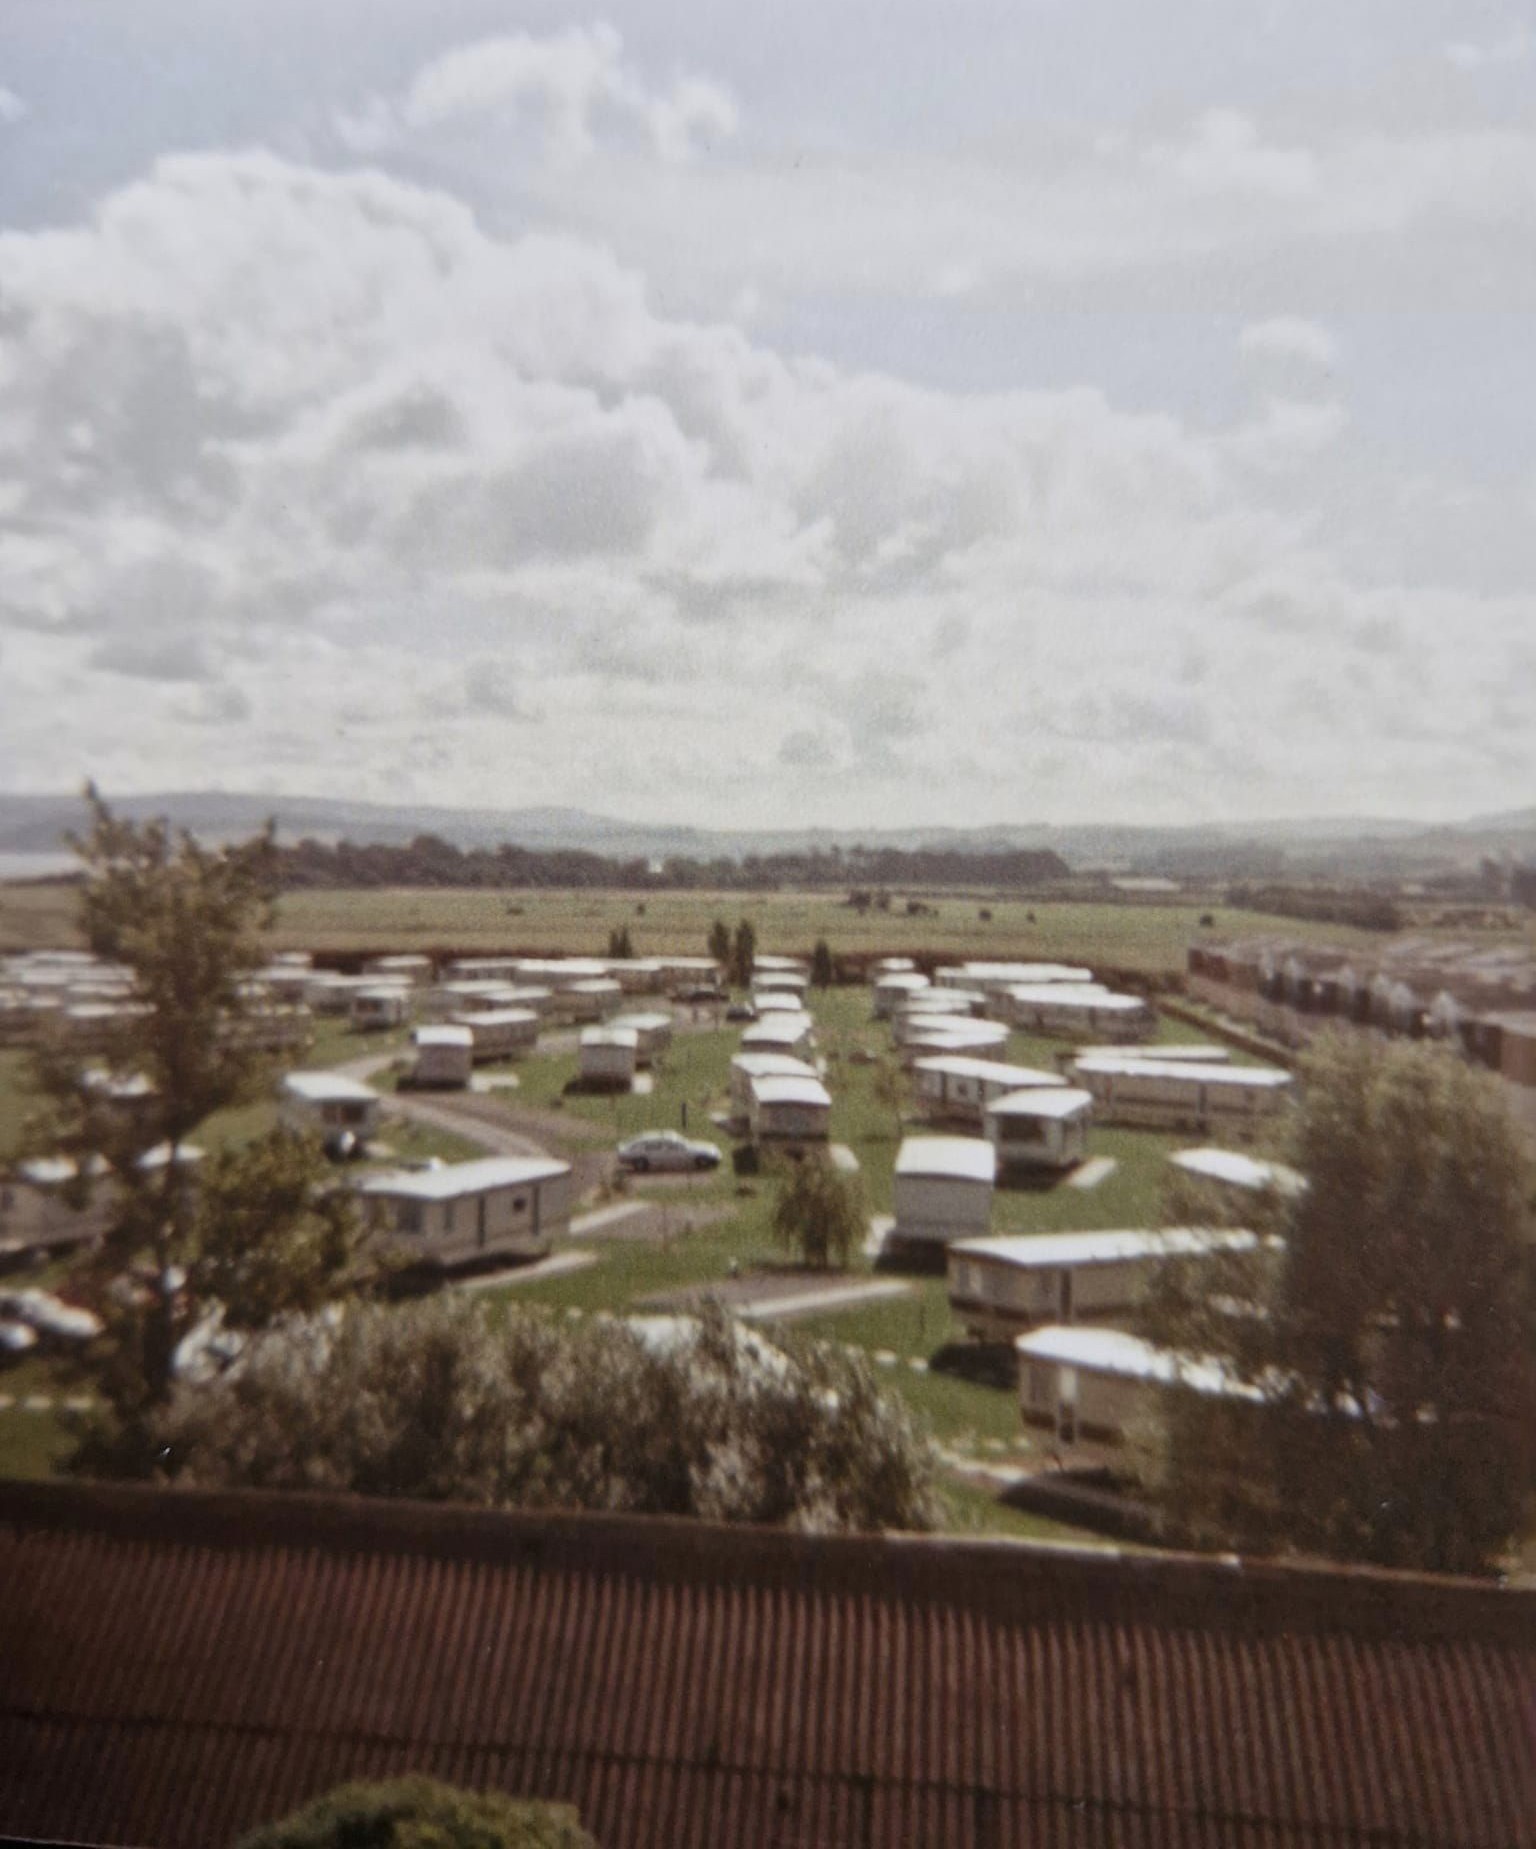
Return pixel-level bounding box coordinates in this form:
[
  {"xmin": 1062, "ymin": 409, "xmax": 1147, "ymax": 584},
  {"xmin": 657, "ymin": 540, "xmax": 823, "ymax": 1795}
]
[
  {"xmin": 151, "ymin": 1296, "xmax": 940, "ymax": 1533},
  {"xmin": 729, "ymin": 918, "xmax": 756, "ymax": 989},
  {"xmin": 606, "ymin": 923, "xmax": 634, "ymax": 959},
  {"xmin": 810, "ymin": 938, "xmax": 835, "ymax": 988},
  {"xmin": 28, "ymin": 788, "xmax": 368, "ymax": 1451},
  {"xmin": 771, "ymin": 1156, "xmax": 865, "ymax": 1271},
  {"xmin": 1146, "ymin": 1034, "xmax": 1536, "ymax": 1574},
  {"xmin": 707, "ymin": 918, "xmax": 731, "ymax": 966},
  {"xmin": 234, "ymin": 1777, "xmax": 593, "ymax": 1849}
]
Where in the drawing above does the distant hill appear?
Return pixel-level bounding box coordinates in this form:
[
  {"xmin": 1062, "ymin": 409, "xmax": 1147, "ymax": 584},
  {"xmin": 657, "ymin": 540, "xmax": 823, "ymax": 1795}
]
[{"xmin": 1, "ymin": 790, "xmax": 1533, "ymax": 879}]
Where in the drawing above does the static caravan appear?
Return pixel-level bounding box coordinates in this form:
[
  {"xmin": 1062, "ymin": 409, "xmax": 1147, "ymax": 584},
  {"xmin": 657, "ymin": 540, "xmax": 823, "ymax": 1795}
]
[
  {"xmin": 953, "ymin": 961, "xmax": 1095, "ymax": 992},
  {"xmin": 436, "ymin": 981, "xmax": 551, "ymax": 1018},
  {"xmin": 443, "ymin": 957, "xmax": 522, "ymax": 984},
  {"xmin": 1015, "ymin": 1323, "xmax": 1264, "ymax": 1447},
  {"xmin": 303, "ymin": 972, "xmax": 377, "ymax": 1017},
  {"xmin": 350, "ymin": 985, "xmax": 413, "ymax": 1032},
  {"xmin": 579, "ymin": 1026, "xmax": 639, "ymax": 1089},
  {"xmin": 730, "ymin": 1052, "xmax": 820, "ymax": 1127},
  {"xmin": 754, "ymin": 990, "xmax": 808, "ymax": 1017},
  {"xmin": 364, "ymin": 954, "xmax": 434, "ymax": 987},
  {"xmin": 453, "ymin": 1008, "xmax": 540, "ymax": 1063},
  {"xmin": 748, "ymin": 1074, "xmax": 833, "ymax": 1147},
  {"xmin": 873, "ymin": 957, "xmax": 917, "ymax": 976},
  {"xmin": 949, "ymin": 1227, "xmax": 1265, "ymax": 1343},
  {"xmin": 752, "ymin": 970, "xmax": 808, "ymax": 999},
  {"xmin": 1072, "ymin": 1055, "xmax": 1293, "ymax": 1134},
  {"xmin": 608, "ymin": 1011, "xmax": 673, "ymax": 1065},
  {"xmin": 900, "ymin": 1020, "xmax": 1011, "ymax": 1064},
  {"xmin": 523, "ymin": 959, "xmax": 611, "ymax": 992},
  {"xmin": 360, "ymin": 1154, "xmax": 572, "ymax": 1269},
  {"xmin": 894, "ymin": 1008, "xmax": 989, "ymax": 1048},
  {"xmin": 985, "ymin": 1086, "xmax": 1093, "ymax": 1173},
  {"xmin": 740, "ymin": 1014, "xmax": 815, "ymax": 1057},
  {"xmin": 1168, "ymin": 1147, "xmax": 1305, "ymax": 1199},
  {"xmin": 906, "ymin": 986, "xmax": 988, "ymax": 1019},
  {"xmin": 873, "ymin": 972, "xmax": 931, "ymax": 1020},
  {"xmin": 279, "ymin": 1071, "xmax": 382, "ymax": 1144},
  {"xmin": 562, "ymin": 978, "xmax": 625, "ymax": 1024},
  {"xmin": 411, "ymin": 1024, "xmax": 473, "ymax": 1090},
  {"xmin": 891, "ymin": 1137, "xmax": 996, "ymax": 1249},
  {"xmin": 1001, "ymin": 984, "xmax": 1155, "ymax": 1041},
  {"xmin": 604, "ymin": 959, "xmax": 668, "ymax": 995},
  {"xmin": 1074, "ymin": 1042, "xmax": 1228, "ymax": 1066},
  {"xmin": 755, "ymin": 954, "xmax": 809, "ymax": 977},
  {"xmin": 913, "ymin": 1056, "xmax": 1063, "ymax": 1127}
]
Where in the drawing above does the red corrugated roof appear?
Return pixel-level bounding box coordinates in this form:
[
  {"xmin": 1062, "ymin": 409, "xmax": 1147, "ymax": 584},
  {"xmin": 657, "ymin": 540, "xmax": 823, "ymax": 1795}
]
[{"xmin": 1, "ymin": 1481, "xmax": 1532, "ymax": 1849}]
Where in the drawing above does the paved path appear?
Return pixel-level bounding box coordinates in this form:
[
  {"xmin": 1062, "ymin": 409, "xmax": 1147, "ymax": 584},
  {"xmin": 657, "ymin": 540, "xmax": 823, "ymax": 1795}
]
[
  {"xmin": 738, "ymin": 1278, "xmax": 912, "ymax": 1323},
  {"xmin": 1068, "ymin": 1155, "xmax": 1117, "ymax": 1190}
]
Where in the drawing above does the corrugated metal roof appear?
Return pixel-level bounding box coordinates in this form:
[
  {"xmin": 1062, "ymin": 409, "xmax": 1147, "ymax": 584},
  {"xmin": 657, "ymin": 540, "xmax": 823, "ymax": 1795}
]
[{"xmin": 0, "ymin": 1483, "xmax": 1532, "ymax": 1849}]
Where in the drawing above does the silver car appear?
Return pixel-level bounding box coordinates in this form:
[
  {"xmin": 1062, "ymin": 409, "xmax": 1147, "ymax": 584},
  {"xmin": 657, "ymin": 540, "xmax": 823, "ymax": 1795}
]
[{"xmin": 615, "ymin": 1131, "xmax": 722, "ymax": 1173}]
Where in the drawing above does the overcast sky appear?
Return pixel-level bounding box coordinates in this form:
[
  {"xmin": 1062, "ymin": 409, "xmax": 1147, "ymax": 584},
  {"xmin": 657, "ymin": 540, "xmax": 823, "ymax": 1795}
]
[{"xmin": 1, "ymin": 2, "xmax": 1533, "ymax": 829}]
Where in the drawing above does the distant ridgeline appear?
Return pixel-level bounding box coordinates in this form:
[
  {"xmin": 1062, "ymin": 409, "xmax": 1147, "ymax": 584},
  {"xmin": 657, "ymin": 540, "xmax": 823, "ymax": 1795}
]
[{"xmin": 271, "ymin": 834, "xmax": 1073, "ymax": 892}]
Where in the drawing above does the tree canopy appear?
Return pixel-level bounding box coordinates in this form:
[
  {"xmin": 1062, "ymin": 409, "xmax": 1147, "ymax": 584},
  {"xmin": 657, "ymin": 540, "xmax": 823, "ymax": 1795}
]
[
  {"xmin": 771, "ymin": 1156, "xmax": 865, "ymax": 1272},
  {"xmin": 1144, "ymin": 1033, "xmax": 1536, "ymax": 1574},
  {"xmin": 234, "ymin": 1777, "xmax": 593, "ymax": 1849},
  {"xmin": 150, "ymin": 1295, "xmax": 940, "ymax": 1534},
  {"xmin": 30, "ymin": 788, "xmax": 369, "ymax": 1454}
]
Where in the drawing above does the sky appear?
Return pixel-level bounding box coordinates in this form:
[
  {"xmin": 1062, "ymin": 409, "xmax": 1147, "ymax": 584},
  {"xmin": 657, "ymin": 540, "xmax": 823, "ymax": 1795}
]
[{"xmin": 0, "ymin": 2, "xmax": 1533, "ymax": 831}]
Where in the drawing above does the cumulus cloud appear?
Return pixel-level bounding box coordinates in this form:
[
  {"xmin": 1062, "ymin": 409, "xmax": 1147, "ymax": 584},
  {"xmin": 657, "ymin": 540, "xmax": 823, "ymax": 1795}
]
[
  {"xmin": 1239, "ymin": 317, "xmax": 1338, "ymax": 372},
  {"xmin": 0, "ymin": 149, "xmax": 1529, "ymax": 822},
  {"xmin": 1446, "ymin": 30, "xmax": 1535, "ymax": 72},
  {"xmin": 336, "ymin": 24, "xmax": 736, "ymax": 165}
]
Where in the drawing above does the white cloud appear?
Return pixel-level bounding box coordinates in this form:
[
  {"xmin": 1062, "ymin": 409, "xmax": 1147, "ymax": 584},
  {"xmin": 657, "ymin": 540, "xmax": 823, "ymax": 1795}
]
[
  {"xmin": 1239, "ymin": 317, "xmax": 1338, "ymax": 372},
  {"xmin": 1446, "ymin": 29, "xmax": 1535, "ymax": 72},
  {"xmin": 0, "ymin": 86, "xmax": 26, "ymax": 127},
  {"xmin": 337, "ymin": 24, "xmax": 737, "ymax": 166},
  {"xmin": 0, "ymin": 150, "xmax": 1529, "ymax": 824}
]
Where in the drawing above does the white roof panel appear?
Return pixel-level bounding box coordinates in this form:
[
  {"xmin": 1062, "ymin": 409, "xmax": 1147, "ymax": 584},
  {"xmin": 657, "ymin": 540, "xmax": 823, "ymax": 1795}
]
[
  {"xmin": 414, "ymin": 1025, "xmax": 472, "ymax": 1047},
  {"xmin": 954, "ymin": 1227, "xmax": 1263, "ymax": 1269},
  {"xmin": 1170, "ymin": 1147, "xmax": 1306, "ymax": 1194},
  {"xmin": 1073, "ymin": 1056, "xmax": 1292, "ymax": 1088},
  {"xmin": 1013, "ymin": 1323, "xmax": 1267, "ymax": 1403},
  {"xmin": 914, "ymin": 1056, "xmax": 1063, "ymax": 1087},
  {"xmin": 986, "ymin": 1086, "xmax": 1095, "ymax": 1120},
  {"xmin": 361, "ymin": 1155, "xmax": 569, "ymax": 1200},
  {"xmin": 282, "ymin": 1070, "xmax": 380, "ymax": 1105},
  {"xmin": 751, "ymin": 1075, "xmax": 832, "ymax": 1108},
  {"xmin": 895, "ymin": 1136, "xmax": 997, "ymax": 1183}
]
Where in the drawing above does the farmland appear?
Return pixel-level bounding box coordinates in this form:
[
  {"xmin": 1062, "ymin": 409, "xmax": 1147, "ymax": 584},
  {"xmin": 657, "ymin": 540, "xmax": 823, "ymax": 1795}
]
[{"xmin": 0, "ymin": 879, "xmax": 1458, "ymax": 976}]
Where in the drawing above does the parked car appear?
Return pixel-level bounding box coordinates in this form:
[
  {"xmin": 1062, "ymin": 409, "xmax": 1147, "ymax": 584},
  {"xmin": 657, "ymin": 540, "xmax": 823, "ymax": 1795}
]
[
  {"xmin": 615, "ymin": 1131, "xmax": 722, "ymax": 1173},
  {"xmin": 673, "ymin": 984, "xmax": 725, "ymax": 1004},
  {"xmin": 0, "ymin": 1287, "xmax": 103, "ymax": 1345}
]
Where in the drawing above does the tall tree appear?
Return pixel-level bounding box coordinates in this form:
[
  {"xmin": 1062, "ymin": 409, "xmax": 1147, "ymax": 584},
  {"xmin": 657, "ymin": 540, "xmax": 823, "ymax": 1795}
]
[
  {"xmin": 30, "ymin": 787, "xmax": 367, "ymax": 1454},
  {"xmin": 1146, "ymin": 1033, "xmax": 1536, "ymax": 1575},
  {"xmin": 707, "ymin": 918, "xmax": 731, "ymax": 967},
  {"xmin": 729, "ymin": 918, "xmax": 756, "ymax": 989},
  {"xmin": 810, "ymin": 938, "xmax": 835, "ymax": 988}
]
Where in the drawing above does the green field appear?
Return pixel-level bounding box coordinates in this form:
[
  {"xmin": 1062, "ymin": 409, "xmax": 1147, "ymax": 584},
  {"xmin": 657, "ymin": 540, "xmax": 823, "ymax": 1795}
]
[{"xmin": 6, "ymin": 879, "xmax": 1499, "ymax": 977}]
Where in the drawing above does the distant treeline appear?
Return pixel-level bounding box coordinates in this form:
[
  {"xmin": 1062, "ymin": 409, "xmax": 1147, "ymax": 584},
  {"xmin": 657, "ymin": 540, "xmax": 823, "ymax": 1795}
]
[
  {"xmin": 271, "ymin": 834, "xmax": 1072, "ymax": 893},
  {"xmin": 1225, "ymin": 882, "xmax": 1403, "ymax": 932}
]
